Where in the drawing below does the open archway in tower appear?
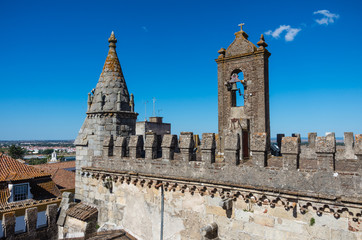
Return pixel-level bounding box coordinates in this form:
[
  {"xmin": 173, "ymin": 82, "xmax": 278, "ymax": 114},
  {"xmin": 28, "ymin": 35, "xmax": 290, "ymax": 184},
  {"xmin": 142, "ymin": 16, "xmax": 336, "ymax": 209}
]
[{"xmin": 229, "ymin": 70, "xmax": 245, "ymax": 107}]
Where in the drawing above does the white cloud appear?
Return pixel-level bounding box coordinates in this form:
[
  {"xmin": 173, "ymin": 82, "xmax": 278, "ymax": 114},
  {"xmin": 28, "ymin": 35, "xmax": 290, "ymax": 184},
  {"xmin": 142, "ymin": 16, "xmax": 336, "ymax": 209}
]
[
  {"xmin": 285, "ymin": 28, "xmax": 301, "ymax": 41},
  {"xmin": 265, "ymin": 25, "xmax": 301, "ymax": 41},
  {"xmin": 313, "ymin": 10, "xmax": 339, "ymax": 25}
]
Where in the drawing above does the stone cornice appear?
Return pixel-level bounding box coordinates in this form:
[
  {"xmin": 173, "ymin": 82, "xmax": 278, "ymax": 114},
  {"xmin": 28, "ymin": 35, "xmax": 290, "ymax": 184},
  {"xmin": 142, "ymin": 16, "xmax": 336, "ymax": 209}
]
[
  {"xmin": 81, "ymin": 167, "xmax": 362, "ymax": 219},
  {"xmin": 215, "ymin": 49, "xmax": 271, "ymax": 63},
  {"xmin": 86, "ymin": 111, "xmax": 138, "ymax": 119}
]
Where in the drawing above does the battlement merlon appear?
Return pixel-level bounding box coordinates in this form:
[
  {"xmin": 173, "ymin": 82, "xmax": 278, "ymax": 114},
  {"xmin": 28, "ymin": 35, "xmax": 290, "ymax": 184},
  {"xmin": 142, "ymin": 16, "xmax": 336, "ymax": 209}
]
[
  {"xmin": 201, "ymin": 133, "xmax": 216, "ymax": 164},
  {"xmin": 281, "ymin": 136, "xmax": 300, "ymax": 170},
  {"xmin": 250, "ymin": 132, "xmax": 267, "ymax": 167},
  {"xmin": 355, "ymin": 134, "xmax": 362, "ymax": 157}
]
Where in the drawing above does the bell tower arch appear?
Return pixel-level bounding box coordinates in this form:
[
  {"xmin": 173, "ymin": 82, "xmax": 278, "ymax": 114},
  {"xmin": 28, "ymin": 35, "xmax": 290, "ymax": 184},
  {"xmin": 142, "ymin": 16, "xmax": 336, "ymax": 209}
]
[{"xmin": 216, "ymin": 24, "xmax": 271, "ymax": 156}]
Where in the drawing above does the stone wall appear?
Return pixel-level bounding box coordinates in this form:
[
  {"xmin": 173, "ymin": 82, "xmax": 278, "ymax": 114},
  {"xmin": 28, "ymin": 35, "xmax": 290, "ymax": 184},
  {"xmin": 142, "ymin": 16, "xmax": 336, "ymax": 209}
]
[
  {"xmin": 78, "ymin": 132, "xmax": 362, "ymax": 202},
  {"xmin": 78, "ymin": 173, "xmax": 361, "ymax": 240},
  {"xmin": 0, "ymin": 204, "xmax": 58, "ymax": 240},
  {"xmin": 75, "ymin": 112, "xmax": 137, "ymax": 200}
]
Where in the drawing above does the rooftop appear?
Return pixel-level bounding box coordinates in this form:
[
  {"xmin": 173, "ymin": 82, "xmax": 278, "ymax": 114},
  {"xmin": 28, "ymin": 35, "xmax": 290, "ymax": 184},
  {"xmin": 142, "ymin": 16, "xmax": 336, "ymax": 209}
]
[
  {"xmin": 0, "ymin": 153, "xmax": 51, "ymax": 182},
  {"xmin": 34, "ymin": 161, "xmax": 75, "ymax": 190}
]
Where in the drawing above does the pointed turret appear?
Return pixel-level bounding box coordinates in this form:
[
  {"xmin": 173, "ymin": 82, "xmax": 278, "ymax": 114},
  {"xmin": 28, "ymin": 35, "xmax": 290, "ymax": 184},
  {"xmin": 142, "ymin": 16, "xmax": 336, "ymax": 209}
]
[
  {"xmin": 88, "ymin": 31, "xmax": 131, "ymax": 112},
  {"xmin": 75, "ymin": 32, "xmax": 138, "ymax": 200}
]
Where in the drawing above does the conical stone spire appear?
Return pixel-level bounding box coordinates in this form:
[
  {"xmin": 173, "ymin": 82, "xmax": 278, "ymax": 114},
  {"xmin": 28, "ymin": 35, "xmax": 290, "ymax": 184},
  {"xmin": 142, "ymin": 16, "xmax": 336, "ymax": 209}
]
[
  {"xmin": 88, "ymin": 31, "xmax": 131, "ymax": 112},
  {"xmin": 75, "ymin": 32, "xmax": 138, "ymax": 200}
]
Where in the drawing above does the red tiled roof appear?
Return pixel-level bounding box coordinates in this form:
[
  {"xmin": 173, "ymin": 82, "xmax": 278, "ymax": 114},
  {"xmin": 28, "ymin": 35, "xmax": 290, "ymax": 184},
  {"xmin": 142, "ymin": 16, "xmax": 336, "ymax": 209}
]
[
  {"xmin": 35, "ymin": 161, "xmax": 75, "ymax": 170},
  {"xmin": 52, "ymin": 168, "xmax": 75, "ymax": 190},
  {"xmin": 34, "ymin": 179, "xmax": 61, "ymax": 197},
  {"xmin": 0, "ymin": 153, "xmax": 51, "ymax": 182},
  {"xmin": 0, "ymin": 154, "xmax": 61, "ymax": 208},
  {"xmin": 33, "ymin": 161, "xmax": 75, "ymax": 190}
]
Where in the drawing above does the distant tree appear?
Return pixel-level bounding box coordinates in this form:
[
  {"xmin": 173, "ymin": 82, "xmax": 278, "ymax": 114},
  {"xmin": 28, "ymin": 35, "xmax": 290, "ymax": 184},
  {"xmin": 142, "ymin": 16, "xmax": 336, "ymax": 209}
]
[
  {"xmin": 42, "ymin": 149, "xmax": 54, "ymax": 155},
  {"xmin": 28, "ymin": 158, "xmax": 47, "ymax": 165},
  {"xmin": 8, "ymin": 145, "xmax": 26, "ymax": 159}
]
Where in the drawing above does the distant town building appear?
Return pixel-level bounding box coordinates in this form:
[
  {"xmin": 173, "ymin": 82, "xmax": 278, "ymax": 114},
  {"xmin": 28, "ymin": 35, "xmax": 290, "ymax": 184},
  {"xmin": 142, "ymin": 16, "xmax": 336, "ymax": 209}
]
[{"xmin": 136, "ymin": 116, "xmax": 171, "ymax": 142}]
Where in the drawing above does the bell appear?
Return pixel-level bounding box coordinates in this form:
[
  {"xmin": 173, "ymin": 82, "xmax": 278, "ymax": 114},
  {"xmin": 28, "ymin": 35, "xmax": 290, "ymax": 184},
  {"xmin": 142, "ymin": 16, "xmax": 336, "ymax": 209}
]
[{"xmin": 231, "ymin": 83, "xmax": 238, "ymax": 91}]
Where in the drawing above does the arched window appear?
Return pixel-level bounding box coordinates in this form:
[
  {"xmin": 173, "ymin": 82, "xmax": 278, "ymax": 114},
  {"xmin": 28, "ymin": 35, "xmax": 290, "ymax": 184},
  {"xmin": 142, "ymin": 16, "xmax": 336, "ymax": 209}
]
[{"xmin": 227, "ymin": 70, "xmax": 245, "ymax": 107}]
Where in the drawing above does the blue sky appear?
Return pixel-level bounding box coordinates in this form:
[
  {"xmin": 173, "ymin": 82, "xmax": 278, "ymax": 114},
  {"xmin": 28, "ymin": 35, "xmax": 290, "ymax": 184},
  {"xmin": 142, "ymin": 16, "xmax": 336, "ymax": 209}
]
[{"xmin": 0, "ymin": 0, "xmax": 361, "ymax": 140}]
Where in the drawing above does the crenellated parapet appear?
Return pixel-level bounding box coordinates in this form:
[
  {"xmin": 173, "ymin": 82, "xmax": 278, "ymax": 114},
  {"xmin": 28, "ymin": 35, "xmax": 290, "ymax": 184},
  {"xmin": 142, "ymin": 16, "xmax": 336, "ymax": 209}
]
[
  {"xmin": 1, "ymin": 204, "xmax": 58, "ymax": 240},
  {"xmin": 79, "ymin": 131, "xmax": 362, "ymax": 206}
]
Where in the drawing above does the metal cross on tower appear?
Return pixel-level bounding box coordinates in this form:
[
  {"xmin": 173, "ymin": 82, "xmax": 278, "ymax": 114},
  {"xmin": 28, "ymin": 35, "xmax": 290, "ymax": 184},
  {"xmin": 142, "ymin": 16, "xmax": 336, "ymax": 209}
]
[{"xmin": 238, "ymin": 23, "xmax": 245, "ymax": 31}]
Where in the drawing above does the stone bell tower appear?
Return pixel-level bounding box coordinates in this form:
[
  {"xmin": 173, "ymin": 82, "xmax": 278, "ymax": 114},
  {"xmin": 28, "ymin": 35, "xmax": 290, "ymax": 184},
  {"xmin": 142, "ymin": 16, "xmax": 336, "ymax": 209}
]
[
  {"xmin": 216, "ymin": 24, "xmax": 270, "ymax": 156},
  {"xmin": 74, "ymin": 32, "xmax": 138, "ymax": 200}
]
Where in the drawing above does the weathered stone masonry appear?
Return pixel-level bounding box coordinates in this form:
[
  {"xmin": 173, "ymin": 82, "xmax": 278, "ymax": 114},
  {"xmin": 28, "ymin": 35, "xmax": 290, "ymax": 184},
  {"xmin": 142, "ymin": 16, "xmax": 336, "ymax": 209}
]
[{"xmin": 74, "ymin": 28, "xmax": 362, "ymax": 239}]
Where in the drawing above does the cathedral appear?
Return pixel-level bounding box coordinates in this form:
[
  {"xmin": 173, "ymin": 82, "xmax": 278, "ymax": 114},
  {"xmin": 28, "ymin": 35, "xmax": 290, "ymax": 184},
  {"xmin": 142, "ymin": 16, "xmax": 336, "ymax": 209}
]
[{"xmin": 66, "ymin": 25, "xmax": 362, "ymax": 239}]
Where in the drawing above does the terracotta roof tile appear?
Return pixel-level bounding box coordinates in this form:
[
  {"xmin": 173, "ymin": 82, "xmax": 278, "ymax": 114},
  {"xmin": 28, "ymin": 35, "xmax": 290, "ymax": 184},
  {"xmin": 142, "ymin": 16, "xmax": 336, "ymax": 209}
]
[
  {"xmin": 33, "ymin": 161, "xmax": 75, "ymax": 190},
  {"xmin": 66, "ymin": 203, "xmax": 98, "ymax": 221},
  {"xmin": 0, "ymin": 153, "xmax": 51, "ymax": 182},
  {"xmin": 33, "ymin": 179, "xmax": 61, "ymax": 197},
  {"xmin": 51, "ymin": 168, "xmax": 75, "ymax": 190},
  {"xmin": 0, "ymin": 154, "xmax": 61, "ymax": 206},
  {"xmin": 34, "ymin": 161, "xmax": 75, "ymax": 170}
]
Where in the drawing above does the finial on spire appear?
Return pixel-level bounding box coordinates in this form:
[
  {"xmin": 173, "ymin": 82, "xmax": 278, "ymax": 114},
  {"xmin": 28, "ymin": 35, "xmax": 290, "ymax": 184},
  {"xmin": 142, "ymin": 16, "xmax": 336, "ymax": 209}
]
[
  {"xmin": 108, "ymin": 31, "xmax": 117, "ymax": 48},
  {"xmin": 257, "ymin": 34, "xmax": 268, "ymax": 50},
  {"xmin": 218, "ymin": 48, "xmax": 226, "ymax": 59},
  {"xmin": 238, "ymin": 23, "xmax": 245, "ymax": 31}
]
